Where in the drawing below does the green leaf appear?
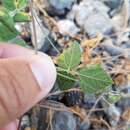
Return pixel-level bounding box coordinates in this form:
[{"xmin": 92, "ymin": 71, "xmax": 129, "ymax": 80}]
[
  {"xmin": 16, "ymin": 0, "xmax": 27, "ymax": 9},
  {"xmin": 10, "ymin": 37, "xmax": 26, "ymax": 46},
  {"xmin": 0, "ymin": 8, "xmax": 16, "ymax": 30},
  {"xmin": 0, "ymin": 22, "xmax": 18, "ymax": 41},
  {"xmin": 0, "ymin": 8, "xmax": 19, "ymax": 41},
  {"xmin": 14, "ymin": 12, "xmax": 30, "ymax": 22},
  {"xmin": 78, "ymin": 64, "xmax": 113, "ymax": 94},
  {"xmin": 58, "ymin": 42, "xmax": 82, "ymax": 71},
  {"xmin": 1, "ymin": 0, "xmax": 16, "ymax": 11},
  {"xmin": 57, "ymin": 71, "xmax": 77, "ymax": 90},
  {"xmin": 107, "ymin": 93, "xmax": 121, "ymax": 104}
]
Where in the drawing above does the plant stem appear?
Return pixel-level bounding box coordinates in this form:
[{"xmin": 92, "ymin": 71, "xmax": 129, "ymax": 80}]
[
  {"xmin": 30, "ymin": 0, "xmax": 38, "ymax": 54},
  {"xmin": 33, "ymin": 12, "xmax": 60, "ymax": 54}
]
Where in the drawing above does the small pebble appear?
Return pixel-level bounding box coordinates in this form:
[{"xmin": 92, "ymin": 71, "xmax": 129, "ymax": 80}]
[
  {"xmin": 43, "ymin": 0, "xmax": 75, "ymax": 16},
  {"xmin": 106, "ymin": 105, "xmax": 121, "ymax": 126},
  {"xmin": 52, "ymin": 111, "xmax": 77, "ymax": 130},
  {"xmin": 79, "ymin": 121, "xmax": 91, "ymax": 130},
  {"xmin": 104, "ymin": 0, "xmax": 123, "ymax": 10},
  {"xmin": 57, "ymin": 20, "xmax": 80, "ymax": 37},
  {"xmin": 101, "ymin": 43, "xmax": 123, "ymax": 56},
  {"xmin": 83, "ymin": 94, "xmax": 96, "ymax": 109}
]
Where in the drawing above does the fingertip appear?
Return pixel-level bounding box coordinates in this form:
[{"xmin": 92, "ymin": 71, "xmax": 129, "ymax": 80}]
[
  {"xmin": 0, "ymin": 44, "xmax": 57, "ymax": 127},
  {"xmin": 30, "ymin": 53, "xmax": 57, "ymax": 101},
  {"xmin": 0, "ymin": 43, "xmax": 32, "ymax": 58}
]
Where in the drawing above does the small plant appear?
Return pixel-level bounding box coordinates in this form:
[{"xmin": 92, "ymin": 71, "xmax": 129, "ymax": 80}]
[
  {"xmin": 57, "ymin": 41, "xmax": 113, "ymax": 94},
  {"xmin": 0, "ymin": 0, "xmax": 30, "ymax": 45},
  {"xmin": 0, "ymin": 0, "xmax": 114, "ymax": 95}
]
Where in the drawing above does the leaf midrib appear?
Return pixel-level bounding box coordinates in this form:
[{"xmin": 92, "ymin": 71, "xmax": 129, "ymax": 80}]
[
  {"xmin": 67, "ymin": 45, "xmax": 75, "ymax": 71},
  {"xmin": 79, "ymin": 73, "xmax": 112, "ymax": 84}
]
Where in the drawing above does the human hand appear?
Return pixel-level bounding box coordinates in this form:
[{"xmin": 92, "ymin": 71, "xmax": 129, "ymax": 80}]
[{"xmin": 0, "ymin": 43, "xmax": 56, "ymax": 130}]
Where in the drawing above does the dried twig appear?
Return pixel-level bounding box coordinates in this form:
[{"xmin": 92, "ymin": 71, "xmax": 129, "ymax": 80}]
[
  {"xmin": 17, "ymin": 117, "xmax": 22, "ymax": 130},
  {"xmin": 38, "ymin": 100, "xmax": 85, "ymax": 120},
  {"xmin": 123, "ymin": 0, "xmax": 129, "ymax": 29},
  {"xmin": 87, "ymin": 94, "xmax": 104, "ymax": 117},
  {"xmin": 46, "ymin": 108, "xmax": 53, "ymax": 130},
  {"xmin": 89, "ymin": 117, "xmax": 112, "ymax": 129},
  {"xmin": 30, "ymin": 0, "xmax": 38, "ymax": 54},
  {"xmin": 47, "ymin": 88, "xmax": 81, "ymax": 98},
  {"xmin": 100, "ymin": 117, "xmax": 112, "ymax": 130},
  {"xmin": 32, "ymin": 10, "xmax": 60, "ymax": 54}
]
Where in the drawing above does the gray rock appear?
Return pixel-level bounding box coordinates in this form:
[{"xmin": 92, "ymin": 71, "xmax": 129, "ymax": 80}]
[
  {"xmin": 79, "ymin": 121, "xmax": 91, "ymax": 130},
  {"xmin": 119, "ymin": 31, "xmax": 130, "ymax": 48},
  {"xmin": 100, "ymin": 95, "xmax": 121, "ymax": 127},
  {"xmin": 103, "ymin": 0, "xmax": 123, "ymax": 10},
  {"xmin": 82, "ymin": 0, "xmax": 109, "ymax": 15},
  {"xmin": 106, "ymin": 105, "xmax": 121, "ymax": 126},
  {"xmin": 21, "ymin": 115, "xmax": 30, "ymax": 127},
  {"xmin": 68, "ymin": 0, "xmax": 109, "ymax": 25},
  {"xmin": 100, "ymin": 39, "xmax": 124, "ymax": 56},
  {"xmin": 83, "ymin": 94, "xmax": 96, "ymax": 109},
  {"xmin": 43, "ymin": 0, "xmax": 75, "ymax": 16},
  {"xmin": 84, "ymin": 13, "xmax": 112, "ymax": 37},
  {"xmin": 71, "ymin": 0, "xmax": 112, "ymax": 37},
  {"xmin": 67, "ymin": 4, "xmax": 79, "ymax": 20},
  {"xmin": 121, "ymin": 42, "xmax": 130, "ymax": 49},
  {"xmin": 101, "ymin": 44, "xmax": 123, "ymax": 56},
  {"xmin": 75, "ymin": 3, "xmax": 94, "ymax": 27},
  {"xmin": 92, "ymin": 39, "xmax": 124, "ymax": 57},
  {"xmin": 52, "ymin": 111, "xmax": 77, "ymax": 130},
  {"xmin": 116, "ymin": 97, "xmax": 130, "ymax": 110},
  {"xmin": 37, "ymin": 109, "xmax": 50, "ymax": 130},
  {"xmin": 57, "ymin": 20, "xmax": 80, "ymax": 37}
]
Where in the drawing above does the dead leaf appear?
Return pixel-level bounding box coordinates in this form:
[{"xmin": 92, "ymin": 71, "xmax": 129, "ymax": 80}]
[
  {"xmin": 81, "ymin": 47, "xmax": 91, "ymax": 64},
  {"xmin": 81, "ymin": 47, "xmax": 102, "ymax": 65},
  {"xmin": 122, "ymin": 107, "xmax": 130, "ymax": 122},
  {"xmin": 114, "ymin": 73, "xmax": 127, "ymax": 86},
  {"xmin": 25, "ymin": 127, "xmax": 31, "ymax": 130},
  {"xmin": 89, "ymin": 56, "xmax": 102, "ymax": 64},
  {"xmin": 128, "ymin": 74, "xmax": 130, "ymax": 81},
  {"xmin": 81, "ymin": 34, "xmax": 102, "ymax": 64},
  {"xmin": 125, "ymin": 59, "xmax": 130, "ymax": 71},
  {"xmin": 81, "ymin": 34, "xmax": 103, "ymax": 48},
  {"xmin": 70, "ymin": 106, "xmax": 86, "ymax": 120}
]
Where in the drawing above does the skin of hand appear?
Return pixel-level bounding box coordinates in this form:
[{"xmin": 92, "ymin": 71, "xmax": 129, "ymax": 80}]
[{"xmin": 0, "ymin": 43, "xmax": 57, "ymax": 130}]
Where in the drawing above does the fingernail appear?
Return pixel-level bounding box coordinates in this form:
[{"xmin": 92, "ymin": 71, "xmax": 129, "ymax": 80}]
[{"xmin": 30, "ymin": 54, "xmax": 57, "ymax": 97}]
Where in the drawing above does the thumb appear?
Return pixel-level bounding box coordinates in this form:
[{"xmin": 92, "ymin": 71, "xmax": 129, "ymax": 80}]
[
  {"xmin": 0, "ymin": 50, "xmax": 56, "ymax": 128},
  {"xmin": 0, "ymin": 120, "xmax": 19, "ymax": 130}
]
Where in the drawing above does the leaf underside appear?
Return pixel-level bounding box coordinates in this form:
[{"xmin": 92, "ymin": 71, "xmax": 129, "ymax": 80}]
[
  {"xmin": 1, "ymin": 0, "xmax": 27, "ymax": 11},
  {"xmin": 57, "ymin": 71, "xmax": 77, "ymax": 90},
  {"xmin": 14, "ymin": 12, "xmax": 30, "ymax": 22},
  {"xmin": 78, "ymin": 64, "xmax": 113, "ymax": 94},
  {"xmin": 58, "ymin": 42, "xmax": 82, "ymax": 71},
  {"xmin": 1, "ymin": 0, "xmax": 16, "ymax": 11},
  {"xmin": 10, "ymin": 37, "xmax": 26, "ymax": 46},
  {"xmin": 0, "ymin": 8, "xmax": 19, "ymax": 41},
  {"xmin": 107, "ymin": 93, "xmax": 121, "ymax": 104}
]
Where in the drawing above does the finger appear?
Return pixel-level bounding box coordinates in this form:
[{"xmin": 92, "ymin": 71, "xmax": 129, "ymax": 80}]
[
  {"xmin": 0, "ymin": 43, "xmax": 34, "ymax": 58},
  {"xmin": 0, "ymin": 44, "xmax": 56, "ymax": 127},
  {"xmin": 0, "ymin": 43, "xmax": 56, "ymax": 94},
  {"xmin": 0, "ymin": 120, "xmax": 18, "ymax": 130}
]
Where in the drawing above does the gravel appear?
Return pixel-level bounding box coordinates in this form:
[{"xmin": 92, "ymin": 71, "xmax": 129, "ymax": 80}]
[
  {"xmin": 43, "ymin": 0, "xmax": 75, "ymax": 16},
  {"xmin": 52, "ymin": 111, "xmax": 77, "ymax": 130}
]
